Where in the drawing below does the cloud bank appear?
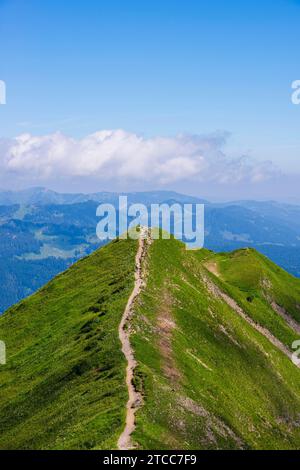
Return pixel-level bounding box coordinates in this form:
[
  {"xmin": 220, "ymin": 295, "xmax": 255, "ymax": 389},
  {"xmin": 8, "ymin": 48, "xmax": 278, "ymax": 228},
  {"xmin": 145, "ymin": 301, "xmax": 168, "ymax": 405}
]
[{"xmin": 0, "ymin": 129, "xmax": 279, "ymax": 191}]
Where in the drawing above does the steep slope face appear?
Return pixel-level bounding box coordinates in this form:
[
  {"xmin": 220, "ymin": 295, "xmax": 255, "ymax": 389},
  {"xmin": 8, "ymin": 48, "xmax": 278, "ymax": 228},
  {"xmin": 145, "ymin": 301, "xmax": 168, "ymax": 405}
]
[
  {"xmin": 1, "ymin": 235, "xmax": 300, "ymax": 450},
  {"xmin": 131, "ymin": 238, "xmax": 300, "ymax": 449},
  {"xmin": 204, "ymin": 249, "xmax": 300, "ymax": 349},
  {"xmin": 0, "ymin": 238, "xmax": 137, "ymax": 450},
  {"xmin": 211, "ymin": 247, "xmax": 300, "ymax": 320}
]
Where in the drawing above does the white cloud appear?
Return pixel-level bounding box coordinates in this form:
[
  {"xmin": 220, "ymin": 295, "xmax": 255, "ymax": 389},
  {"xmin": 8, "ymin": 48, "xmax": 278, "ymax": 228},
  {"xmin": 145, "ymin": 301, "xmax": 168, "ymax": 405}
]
[{"xmin": 0, "ymin": 129, "xmax": 279, "ymax": 189}]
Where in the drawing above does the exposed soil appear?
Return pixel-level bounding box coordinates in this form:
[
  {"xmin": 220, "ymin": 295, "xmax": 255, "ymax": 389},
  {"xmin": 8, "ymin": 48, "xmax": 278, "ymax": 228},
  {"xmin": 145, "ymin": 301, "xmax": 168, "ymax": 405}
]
[
  {"xmin": 157, "ymin": 289, "xmax": 181, "ymax": 384},
  {"xmin": 202, "ymin": 272, "xmax": 300, "ymax": 367},
  {"xmin": 204, "ymin": 261, "xmax": 220, "ymax": 278},
  {"xmin": 117, "ymin": 228, "xmax": 151, "ymax": 450},
  {"xmin": 270, "ymin": 301, "xmax": 300, "ymax": 335},
  {"xmin": 178, "ymin": 395, "xmax": 245, "ymax": 448}
]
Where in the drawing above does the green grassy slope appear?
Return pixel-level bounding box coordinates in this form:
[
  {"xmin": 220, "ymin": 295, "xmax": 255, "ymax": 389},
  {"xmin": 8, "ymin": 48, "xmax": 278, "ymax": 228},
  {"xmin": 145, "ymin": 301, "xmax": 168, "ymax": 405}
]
[
  {"xmin": 203, "ymin": 248, "xmax": 300, "ymax": 350},
  {"xmin": 132, "ymin": 238, "xmax": 300, "ymax": 449},
  {"xmin": 0, "ymin": 238, "xmax": 137, "ymax": 450},
  {"xmin": 215, "ymin": 248, "xmax": 300, "ymax": 321},
  {"xmin": 1, "ymin": 235, "xmax": 300, "ymax": 450}
]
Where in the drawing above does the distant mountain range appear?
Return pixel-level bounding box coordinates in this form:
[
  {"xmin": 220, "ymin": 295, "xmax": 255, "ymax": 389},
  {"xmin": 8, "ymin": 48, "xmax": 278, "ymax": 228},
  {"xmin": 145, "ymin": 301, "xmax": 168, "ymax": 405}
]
[
  {"xmin": 0, "ymin": 187, "xmax": 206, "ymax": 206},
  {"xmin": 0, "ymin": 187, "xmax": 300, "ymax": 313}
]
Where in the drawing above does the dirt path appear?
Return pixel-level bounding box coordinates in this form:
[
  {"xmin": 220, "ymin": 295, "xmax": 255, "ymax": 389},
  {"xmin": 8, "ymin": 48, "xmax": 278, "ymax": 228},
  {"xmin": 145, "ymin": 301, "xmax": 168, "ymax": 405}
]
[
  {"xmin": 204, "ymin": 261, "xmax": 220, "ymax": 277},
  {"xmin": 205, "ymin": 262, "xmax": 300, "ymax": 336},
  {"xmin": 202, "ymin": 272, "xmax": 300, "ymax": 367},
  {"xmin": 270, "ymin": 301, "xmax": 300, "ymax": 335},
  {"xmin": 117, "ymin": 228, "xmax": 150, "ymax": 450}
]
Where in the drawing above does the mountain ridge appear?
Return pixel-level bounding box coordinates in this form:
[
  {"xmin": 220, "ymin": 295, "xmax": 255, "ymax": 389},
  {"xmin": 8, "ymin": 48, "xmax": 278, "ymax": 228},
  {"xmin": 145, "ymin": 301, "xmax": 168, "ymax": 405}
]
[
  {"xmin": 1, "ymin": 189, "xmax": 300, "ymax": 314},
  {"xmin": 1, "ymin": 235, "xmax": 300, "ymax": 449}
]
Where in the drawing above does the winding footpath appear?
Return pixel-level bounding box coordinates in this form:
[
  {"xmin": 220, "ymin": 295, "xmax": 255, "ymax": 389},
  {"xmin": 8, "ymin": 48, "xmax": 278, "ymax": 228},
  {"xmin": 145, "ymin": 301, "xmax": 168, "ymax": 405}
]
[
  {"xmin": 202, "ymin": 271, "xmax": 300, "ymax": 367},
  {"xmin": 117, "ymin": 228, "xmax": 150, "ymax": 450}
]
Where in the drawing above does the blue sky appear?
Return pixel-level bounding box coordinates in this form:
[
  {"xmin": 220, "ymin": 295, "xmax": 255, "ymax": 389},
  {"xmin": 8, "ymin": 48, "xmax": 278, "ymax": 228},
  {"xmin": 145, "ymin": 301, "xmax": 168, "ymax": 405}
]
[{"xmin": 0, "ymin": 0, "xmax": 299, "ymax": 200}]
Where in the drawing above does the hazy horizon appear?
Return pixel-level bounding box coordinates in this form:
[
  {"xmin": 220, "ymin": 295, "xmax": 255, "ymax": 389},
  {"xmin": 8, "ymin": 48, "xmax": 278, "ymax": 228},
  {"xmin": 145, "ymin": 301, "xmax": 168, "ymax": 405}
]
[
  {"xmin": 1, "ymin": 0, "xmax": 300, "ymax": 202},
  {"xmin": 1, "ymin": 184, "xmax": 300, "ymax": 205}
]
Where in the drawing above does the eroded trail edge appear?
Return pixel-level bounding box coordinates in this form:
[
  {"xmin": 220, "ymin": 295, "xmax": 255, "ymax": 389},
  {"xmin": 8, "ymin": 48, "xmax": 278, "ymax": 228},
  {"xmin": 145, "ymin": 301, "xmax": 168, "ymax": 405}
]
[
  {"xmin": 202, "ymin": 271, "xmax": 300, "ymax": 367},
  {"xmin": 117, "ymin": 229, "xmax": 151, "ymax": 450}
]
